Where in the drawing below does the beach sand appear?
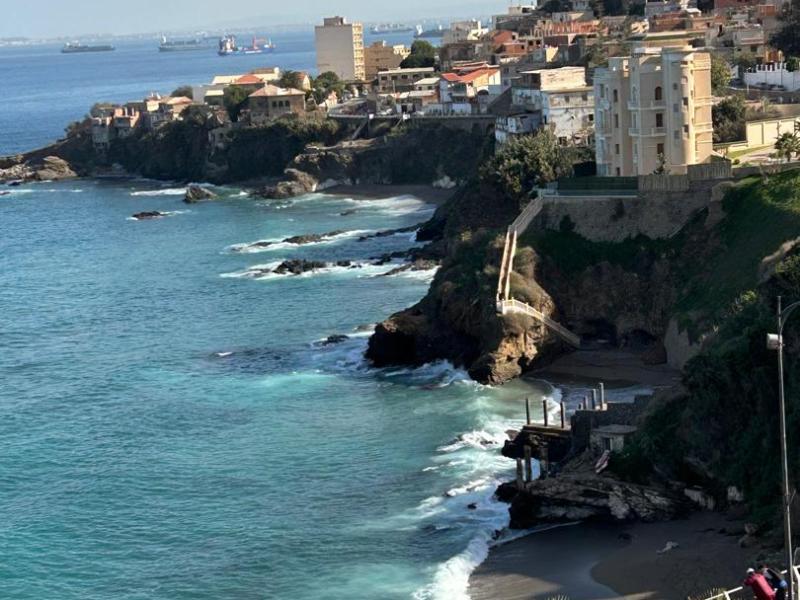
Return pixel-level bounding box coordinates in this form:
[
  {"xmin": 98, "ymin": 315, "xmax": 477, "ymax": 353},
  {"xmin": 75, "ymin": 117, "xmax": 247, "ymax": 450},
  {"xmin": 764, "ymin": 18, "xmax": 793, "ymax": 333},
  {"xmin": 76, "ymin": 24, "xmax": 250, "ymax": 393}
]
[{"xmin": 470, "ymin": 512, "xmax": 751, "ymax": 600}]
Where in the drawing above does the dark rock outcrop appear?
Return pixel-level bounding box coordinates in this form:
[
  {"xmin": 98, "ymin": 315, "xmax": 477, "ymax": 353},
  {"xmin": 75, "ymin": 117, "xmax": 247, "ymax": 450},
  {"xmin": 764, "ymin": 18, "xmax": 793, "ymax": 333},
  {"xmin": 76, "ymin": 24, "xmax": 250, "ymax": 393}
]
[
  {"xmin": 273, "ymin": 259, "xmax": 327, "ymax": 275},
  {"xmin": 132, "ymin": 211, "xmax": 165, "ymax": 220},
  {"xmin": 184, "ymin": 185, "xmax": 217, "ymax": 203},
  {"xmin": 283, "ymin": 230, "xmax": 345, "ymax": 245},
  {"xmin": 497, "ymin": 474, "xmax": 686, "ymax": 529}
]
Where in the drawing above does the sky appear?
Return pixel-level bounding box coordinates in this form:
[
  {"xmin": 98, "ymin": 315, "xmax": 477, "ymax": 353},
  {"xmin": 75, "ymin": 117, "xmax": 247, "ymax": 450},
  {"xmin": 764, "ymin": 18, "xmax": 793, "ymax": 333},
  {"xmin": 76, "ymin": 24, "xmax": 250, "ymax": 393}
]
[{"xmin": 1, "ymin": 0, "xmax": 512, "ymax": 39}]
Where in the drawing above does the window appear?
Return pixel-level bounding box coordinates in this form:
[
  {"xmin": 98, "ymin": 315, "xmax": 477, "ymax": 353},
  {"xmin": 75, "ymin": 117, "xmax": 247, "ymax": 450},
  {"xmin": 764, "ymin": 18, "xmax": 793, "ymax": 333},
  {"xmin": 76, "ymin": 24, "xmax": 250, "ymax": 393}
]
[
  {"xmin": 672, "ymin": 83, "xmax": 678, "ymax": 90},
  {"xmin": 673, "ymin": 103, "xmax": 679, "ymax": 113},
  {"xmin": 684, "ymin": 124, "xmax": 689, "ymax": 136},
  {"xmin": 616, "ymin": 167, "xmax": 621, "ymax": 176},
  {"xmin": 673, "ymin": 130, "xmax": 679, "ymax": 140},
  {"xmin": 613, "ymin": 89, "xmax": 618, "ymax": 103},
  {"xmin": 654, "ymin": 86, "xmax": 663, "ymax": 101},
  {"xmin": 600, "ymin": 84, "xmax": 605, "ymax": 99},
  {"xmin": 682, "ymin": 97, "xmax": 689, "ymax": 107},
  {"xmin": 615, "ymin": 143, "xmax": 620, "ymax": 155},
  {"xmin": 614, "ymin": 114, "xmax": 619, "ymax": 128},
  {"xmin": 656, "ymin": 113, "xmax": 663, "ymax": 127},
  {"xmin": 657, "ymin": 143, "xmax": 664, "ymax": 155},
  {"xmin": 588, "ymin": 113, "xmax": 594, "ymax": 122},
  {"xmin": 582, "ymin": 93, "xmax": 588, "ymax": 101}
]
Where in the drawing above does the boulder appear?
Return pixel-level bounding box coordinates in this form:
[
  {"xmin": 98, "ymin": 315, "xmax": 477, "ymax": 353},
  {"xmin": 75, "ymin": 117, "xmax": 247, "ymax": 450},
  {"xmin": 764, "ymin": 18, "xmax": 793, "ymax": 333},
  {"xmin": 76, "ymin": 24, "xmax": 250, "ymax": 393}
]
[
  {"xmin": 283, "ymin": 230, "xmax": 344, "ymax": 245},
  {"xmin": 184, "ymin": 185, "xmax": 217, "ymax": 203},
  {"xmin": 33, "ymin": 156, "xmax": 77, "ymax": 181},
  {"xmin": 318, "ymin": 334, "xmax": 350, "ymax": 346}
]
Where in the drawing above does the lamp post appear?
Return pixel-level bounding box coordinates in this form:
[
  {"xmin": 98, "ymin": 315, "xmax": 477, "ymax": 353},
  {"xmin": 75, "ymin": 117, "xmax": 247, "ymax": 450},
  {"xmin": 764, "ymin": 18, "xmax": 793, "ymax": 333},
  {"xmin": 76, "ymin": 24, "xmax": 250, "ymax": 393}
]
[{"xmin": 767, "ymin": 295, "xmax": 799, "ymax": 598}]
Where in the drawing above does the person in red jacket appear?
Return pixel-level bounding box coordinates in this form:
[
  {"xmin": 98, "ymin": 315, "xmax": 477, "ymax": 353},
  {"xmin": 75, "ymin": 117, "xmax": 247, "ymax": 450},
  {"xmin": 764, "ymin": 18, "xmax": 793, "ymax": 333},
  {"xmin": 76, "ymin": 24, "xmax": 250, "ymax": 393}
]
[{"xmin": 744, "ymin": 567, "xmax": 777, "ymax": 600}]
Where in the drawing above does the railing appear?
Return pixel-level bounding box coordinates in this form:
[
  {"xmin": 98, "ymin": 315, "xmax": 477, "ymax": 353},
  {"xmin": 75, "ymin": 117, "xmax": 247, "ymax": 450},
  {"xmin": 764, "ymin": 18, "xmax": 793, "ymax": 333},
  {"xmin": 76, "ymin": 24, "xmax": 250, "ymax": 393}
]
[
  {"xmin": 702, "ymin": 567, "xmax": 800, "ymax": 600},
  {"xmin": 494, "ymin": 195, "xmax": 581, "ymax": 348},
  {"xmin": 498, "ymin": 299, "xmax": 582, "ymax": 347}
]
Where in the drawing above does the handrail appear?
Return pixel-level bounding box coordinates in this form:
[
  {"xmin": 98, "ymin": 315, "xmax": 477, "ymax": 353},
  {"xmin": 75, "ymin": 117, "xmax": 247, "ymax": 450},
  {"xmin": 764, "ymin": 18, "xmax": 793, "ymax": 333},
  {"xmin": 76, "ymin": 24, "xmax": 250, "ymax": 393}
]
[{"xmin": 494, "ymin": 194, "xmax": 582, "ymax": 348}]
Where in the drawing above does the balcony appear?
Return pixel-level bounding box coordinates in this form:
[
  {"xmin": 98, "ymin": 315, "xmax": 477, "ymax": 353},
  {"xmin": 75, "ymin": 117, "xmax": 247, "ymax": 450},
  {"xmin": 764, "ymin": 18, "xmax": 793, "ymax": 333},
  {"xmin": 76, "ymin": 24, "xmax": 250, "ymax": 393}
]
[{"xmin": 630, "ymin": 126, "xmax": 666, "ymax": 137}]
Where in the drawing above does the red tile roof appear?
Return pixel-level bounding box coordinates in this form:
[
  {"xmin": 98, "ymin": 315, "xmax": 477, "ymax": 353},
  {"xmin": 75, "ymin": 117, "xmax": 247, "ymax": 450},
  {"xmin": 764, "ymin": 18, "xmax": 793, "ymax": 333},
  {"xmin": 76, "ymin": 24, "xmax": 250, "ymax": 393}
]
[
  {"xmin": 441, "ymin": 67, "xmax": 499, "ymax": 84},
  {"xmin": 233, "ymin": 74, "xmax": 264, "ymax": 85}
]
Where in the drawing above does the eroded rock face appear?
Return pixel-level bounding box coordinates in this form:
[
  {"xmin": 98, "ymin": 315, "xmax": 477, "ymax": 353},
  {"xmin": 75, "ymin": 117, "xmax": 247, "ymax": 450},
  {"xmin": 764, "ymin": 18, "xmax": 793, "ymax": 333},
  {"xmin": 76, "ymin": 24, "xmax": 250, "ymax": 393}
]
[
  {"xmin": 184, "ymin": 185, "xmax": 217, "ymax": 203},
  {"xmin": 499, "ymin": 474, "xmax": 685, "ymax": 529},
  {"xmin": 0, "ymin": 155, "xmax": 77, "ymax": 183}
]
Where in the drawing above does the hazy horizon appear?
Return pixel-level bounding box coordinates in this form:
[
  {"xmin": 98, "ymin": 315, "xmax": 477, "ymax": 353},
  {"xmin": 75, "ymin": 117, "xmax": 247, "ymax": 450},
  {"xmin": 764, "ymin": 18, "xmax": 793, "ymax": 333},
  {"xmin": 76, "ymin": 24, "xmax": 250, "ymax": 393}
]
[{"xmin": 1, "ymin": 0, "xmax": 512, "ymax": 39}]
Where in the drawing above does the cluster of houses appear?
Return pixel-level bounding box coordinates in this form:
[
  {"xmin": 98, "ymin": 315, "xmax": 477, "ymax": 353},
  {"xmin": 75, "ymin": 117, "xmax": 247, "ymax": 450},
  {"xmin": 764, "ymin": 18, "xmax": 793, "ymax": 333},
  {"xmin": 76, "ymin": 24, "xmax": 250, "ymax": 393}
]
[{"xmin": 90, "ymin": 66, "xmax": 318, "ymax": 151}]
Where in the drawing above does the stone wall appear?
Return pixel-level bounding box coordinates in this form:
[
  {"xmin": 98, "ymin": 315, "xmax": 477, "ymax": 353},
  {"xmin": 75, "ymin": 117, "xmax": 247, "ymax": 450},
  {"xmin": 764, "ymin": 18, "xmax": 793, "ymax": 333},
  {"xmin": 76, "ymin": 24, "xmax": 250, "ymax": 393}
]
[
  {"xmin": 537, "ymin": 187, "xmax": 711, "ymax": 241},
  {"xmin": 570, "ymin": 396, "xmax": 651, "ymax": 454}
]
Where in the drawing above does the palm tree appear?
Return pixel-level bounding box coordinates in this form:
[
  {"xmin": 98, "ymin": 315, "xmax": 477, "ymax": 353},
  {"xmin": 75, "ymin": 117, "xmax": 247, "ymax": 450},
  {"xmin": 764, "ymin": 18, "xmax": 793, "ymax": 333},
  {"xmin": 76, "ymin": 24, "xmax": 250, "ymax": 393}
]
[{"xmin": 774, "ymin": 132, "xmax": 800, "ymax": 163}]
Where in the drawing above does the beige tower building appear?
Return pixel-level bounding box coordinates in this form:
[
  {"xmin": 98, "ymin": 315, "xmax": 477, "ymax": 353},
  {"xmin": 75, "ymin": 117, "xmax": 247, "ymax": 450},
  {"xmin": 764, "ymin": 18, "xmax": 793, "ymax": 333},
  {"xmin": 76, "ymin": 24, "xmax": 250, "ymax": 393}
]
[
  {"xmin": 314, "ymin": 16, "xmax": 365, "ymax": 81},
  {"xmin": 594, "ymin": 46, "xmax": 713, "ymax": 176}
]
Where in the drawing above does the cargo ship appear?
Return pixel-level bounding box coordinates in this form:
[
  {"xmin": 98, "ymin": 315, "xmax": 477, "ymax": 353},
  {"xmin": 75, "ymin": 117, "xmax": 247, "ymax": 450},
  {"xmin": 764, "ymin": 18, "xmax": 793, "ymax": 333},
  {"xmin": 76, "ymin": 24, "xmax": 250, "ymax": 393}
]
[
  {"xmin": 158, "ymin": 36, "xmax": 209, "ymax": 52},
  {"xmin": 218, "ymin": 35, "xmax": 275, "ymax": 56},
  {"xmin": 414, "ymin": 24, "xmax": 448, "ymax": 39},
  {"xmin": 61, "ymin": 42, "xmax": 115, "ymax": 53},
  {"xmin": 369, "ymin": 24, "xmax": 415, "ymax": 34}
]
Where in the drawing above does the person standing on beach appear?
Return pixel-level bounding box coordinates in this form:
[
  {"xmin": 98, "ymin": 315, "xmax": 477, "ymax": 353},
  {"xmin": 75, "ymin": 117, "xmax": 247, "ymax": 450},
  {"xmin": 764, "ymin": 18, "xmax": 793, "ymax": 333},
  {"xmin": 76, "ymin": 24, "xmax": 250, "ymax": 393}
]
[
  {"xmin": 760, "ymin": 564, "xmax": 787, "ymax": 600},
  {"xmin": 744, "ymin": 567, "xmax": 776, "ymax": 600}
]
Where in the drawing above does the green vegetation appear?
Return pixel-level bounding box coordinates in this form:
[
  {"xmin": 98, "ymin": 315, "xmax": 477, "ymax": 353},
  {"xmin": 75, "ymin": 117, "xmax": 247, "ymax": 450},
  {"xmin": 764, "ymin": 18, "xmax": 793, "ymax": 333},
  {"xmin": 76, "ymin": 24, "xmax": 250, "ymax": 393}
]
[
  {"xmin": 712, "ymin": 95, "xmax": 746, "ymax": 143},
  {"xmin": 223, "ymin": 86, "xmax": 250, "ymax": 122},
  {"xmin": 278, "ymin": 70, "xmax": 306, "ymax": 92},
  {"xmin": 710, "ymin": 54, "xmax": 731, "ymax": 95},
  {"xmin": 775, "ymin": 132, "xmax": 800, "ymax": 162},
  {"xmin": 400, "ymin": 40, "xmax": 436, "ymax": 69},
  {"xmin": 223, "ymin": 114, "xmax": 342, "ymax": 180},
  {"xmin": 480, "ymin": 131, "xmax": 584, "ymax": 199},
  {"xmin": 311, "ymin": 71, "xmax": 345, "ymax": 105}
]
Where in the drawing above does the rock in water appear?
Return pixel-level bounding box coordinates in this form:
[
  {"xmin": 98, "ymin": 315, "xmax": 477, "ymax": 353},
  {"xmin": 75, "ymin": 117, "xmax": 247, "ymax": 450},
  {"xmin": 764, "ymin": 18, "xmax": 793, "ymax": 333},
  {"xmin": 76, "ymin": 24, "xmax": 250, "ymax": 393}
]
[
  {"xmin": 282, "ymin": 230, "xmax": 345, "ymax": 245},
  {"xmin": 272, "ymin": 259, "xmax": 327, "ymax": 275},
  {"xmin": 317, "ymin": 334, "xmax": 350, "ymax": 346},
  {"xmin": 132, "ymin": 211, "xmax": 165, "ymax": 220},
  {"xmin": 184, "ymin": 185, "xmax": 217, "ymax": 203},
  {"xmin": 33, "ymin": 156, "xmax": 77, "ymax": 181}
]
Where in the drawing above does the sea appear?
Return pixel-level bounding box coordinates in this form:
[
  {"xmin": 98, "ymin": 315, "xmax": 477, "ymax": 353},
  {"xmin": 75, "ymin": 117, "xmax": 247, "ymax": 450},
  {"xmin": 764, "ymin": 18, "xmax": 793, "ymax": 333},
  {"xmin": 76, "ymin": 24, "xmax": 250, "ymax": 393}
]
[{"xmin": 0, "ymin": 32, "xmax": 646, "ymax": 599}]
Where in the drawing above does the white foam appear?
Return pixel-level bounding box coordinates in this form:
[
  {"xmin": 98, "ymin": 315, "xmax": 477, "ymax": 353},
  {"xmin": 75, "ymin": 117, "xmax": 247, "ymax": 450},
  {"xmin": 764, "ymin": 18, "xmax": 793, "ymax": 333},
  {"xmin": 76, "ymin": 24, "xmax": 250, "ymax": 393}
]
[
  {"xmin": 130, "ymin": 187, "xmax": 187, "ymax": 196},
  {"xmin": 339, "ymin": 194, "xmax": 436, "ymax": 217},
  {"xmin": 227, "ymin": 230, "xmax": 371, "ymax": 254},
  {"xmin": 220, "ymin": 260, "xmax": 392, "ymax": 280}
]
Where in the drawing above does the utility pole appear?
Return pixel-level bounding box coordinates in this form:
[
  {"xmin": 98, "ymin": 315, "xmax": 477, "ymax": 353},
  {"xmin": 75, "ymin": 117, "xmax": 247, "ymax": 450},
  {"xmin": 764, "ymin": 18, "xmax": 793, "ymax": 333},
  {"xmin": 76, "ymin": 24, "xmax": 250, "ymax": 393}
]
[{"xmin": 768, "ymin": 295, "xmax": 798, "ymax": 597}]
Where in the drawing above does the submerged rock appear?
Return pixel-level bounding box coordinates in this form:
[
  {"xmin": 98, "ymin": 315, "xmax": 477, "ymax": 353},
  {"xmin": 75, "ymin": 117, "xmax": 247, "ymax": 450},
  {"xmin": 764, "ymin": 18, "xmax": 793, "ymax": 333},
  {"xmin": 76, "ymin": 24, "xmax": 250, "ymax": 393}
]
[
  {"xmin": 283, "ymin": 230, "xmax": 345, "ymax": 245},
  {"xmin": 318, "ymin": 334, "xmax": 350, "ymax": 346},
  {"xmin": 131, "ymin": 211, "xmax": 165, "ymax": 220},
  {"xmin": 184, "ymin": 185, "xmax": 217, "ymax": 203}
]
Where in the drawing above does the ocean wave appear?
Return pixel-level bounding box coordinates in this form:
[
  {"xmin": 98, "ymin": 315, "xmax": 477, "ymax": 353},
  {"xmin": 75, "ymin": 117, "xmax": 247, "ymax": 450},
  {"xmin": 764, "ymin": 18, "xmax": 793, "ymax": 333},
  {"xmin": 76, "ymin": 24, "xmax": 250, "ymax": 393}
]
[
  {"xmin": 437, "ymin": 430, "xmax": 508, "ymax": 453},
  {"xmin": 339, "ymin": 195, "xmax": 437, "ymax": 217},
  {"xmin": 130, "ymin": 187, "xmax": 187, "ymax": 196},
  {"xmin": 219, "ymin": 260, "xmax": 394, "ymax": 280},
  {"xmin": 227, "ymin": 229, "xmax": 371, "ymax": 254}
]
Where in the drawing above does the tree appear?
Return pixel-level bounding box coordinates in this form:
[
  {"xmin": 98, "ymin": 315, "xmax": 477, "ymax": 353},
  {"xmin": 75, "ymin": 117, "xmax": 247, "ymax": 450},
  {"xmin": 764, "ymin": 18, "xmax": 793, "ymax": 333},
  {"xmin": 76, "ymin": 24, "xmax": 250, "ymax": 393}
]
[
  {"xmin": 480, "ymin": 130, "xmax": 577, "ymax": 199},
  {"xmin": 399, "ymin": 40, "xmax": 436, "ymax": 69},
  {"xmin": 786, "ymin": 56, "xmax": 800, "ymax": 73},
  {"xmin": 311, "ymin": 71, "xmax": 345, "ymax": 105},
  {"xmin": 712, "ymin": 94, "xmax": 747, "ymax": 143},
  {"xmin": 771, "ymin": 1, "xmax": 800, "ymax": 57},
  {"xmin": 278, "ymin": 70, "xmax": 305, "ymax": 91},
  {"xmin": 171, "ymin": 85, "xmax": 194, "ymax": 99},
  {"xmin": 653, "ymin": 153, "xmax": 670, "ymax": 174},
  {"xmin": 774, "ymin": 132, "xmax": 800, "ymax": 162},
  {"xmin": 223, "ymin": 86, "xmax": 251, "ymax": 122},
  {"xmin": 734, "ymin": 53, "xmax": 757, "ymax": 75},
  {"xmin": 710, "ymin": 54, "xmax": 731, "ymax": 95}
]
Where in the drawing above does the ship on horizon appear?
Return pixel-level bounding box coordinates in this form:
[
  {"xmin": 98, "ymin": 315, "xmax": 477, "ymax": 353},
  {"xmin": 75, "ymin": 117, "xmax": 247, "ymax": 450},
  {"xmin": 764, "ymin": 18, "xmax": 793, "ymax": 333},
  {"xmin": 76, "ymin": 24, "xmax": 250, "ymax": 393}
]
[
  {"xmin": 158, "ymin": 36, "xmax": 210, "ymax": 52},
  {"xmin": 61, "ymin": 42, "xmax": 115, "ymax": 54},
  {"xmin": 369, "ymin": 23, "xmax": 415, "ymax": 34},
  {"xmin": 218, "ymin": 35, "xmax": 275, "ymax": 56},
  {"xmin": 414, "ymin": 24, "xmax": 448, "ymax": 39}
]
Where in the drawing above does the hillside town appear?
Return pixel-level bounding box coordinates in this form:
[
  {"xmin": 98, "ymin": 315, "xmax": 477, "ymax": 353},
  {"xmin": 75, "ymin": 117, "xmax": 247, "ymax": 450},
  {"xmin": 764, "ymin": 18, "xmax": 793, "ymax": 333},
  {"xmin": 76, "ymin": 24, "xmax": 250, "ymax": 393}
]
[{"xmin": 88, "ymin": 0, "xmax": 800, "ymax": 176}]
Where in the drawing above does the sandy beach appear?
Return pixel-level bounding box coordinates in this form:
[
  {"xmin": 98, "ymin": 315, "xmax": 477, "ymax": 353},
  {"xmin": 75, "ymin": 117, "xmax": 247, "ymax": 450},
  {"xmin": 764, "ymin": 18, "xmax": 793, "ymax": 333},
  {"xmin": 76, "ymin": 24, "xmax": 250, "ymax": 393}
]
[{"xmin": 470, "ymin": 512, "xmax": 751, "ymax": 599}]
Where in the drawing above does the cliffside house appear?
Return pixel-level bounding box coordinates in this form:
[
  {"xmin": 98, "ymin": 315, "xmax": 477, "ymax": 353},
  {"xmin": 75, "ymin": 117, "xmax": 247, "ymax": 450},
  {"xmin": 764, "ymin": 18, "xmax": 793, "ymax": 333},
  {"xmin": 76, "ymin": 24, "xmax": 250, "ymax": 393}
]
[
  {"xmin": 376, "ymin": 66, "xmax": 436, "ymax": 93},
  {"xmin": 594, "ymin": 45, "xmax": 713, "ymax": 176},
  {"xmin": 246, "ymin": 85, "xmax": 306, "ymax": 124},
  {"xmin": 496, "ymin": 66, "xmax": 595, "ymax": 146},
  {"xmin": 436, "ymin": 65, "xmax": 501, "ymax": 114}
]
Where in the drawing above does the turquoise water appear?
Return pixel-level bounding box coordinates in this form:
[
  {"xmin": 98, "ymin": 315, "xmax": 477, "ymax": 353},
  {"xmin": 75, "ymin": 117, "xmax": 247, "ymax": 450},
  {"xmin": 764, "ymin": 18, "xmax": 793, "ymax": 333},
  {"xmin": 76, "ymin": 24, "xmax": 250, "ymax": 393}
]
[{"xmin": 1, "ymin": 180, "xmax": 562, "ymax": 599}]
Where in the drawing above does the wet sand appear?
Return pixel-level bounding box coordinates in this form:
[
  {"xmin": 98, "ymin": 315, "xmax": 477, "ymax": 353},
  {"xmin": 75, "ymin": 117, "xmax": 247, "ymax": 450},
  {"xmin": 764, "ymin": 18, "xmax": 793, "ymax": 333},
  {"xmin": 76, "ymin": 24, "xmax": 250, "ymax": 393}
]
[{"xmin": 470, "ymin": 512, "xmax": 750, "ymax": 600}]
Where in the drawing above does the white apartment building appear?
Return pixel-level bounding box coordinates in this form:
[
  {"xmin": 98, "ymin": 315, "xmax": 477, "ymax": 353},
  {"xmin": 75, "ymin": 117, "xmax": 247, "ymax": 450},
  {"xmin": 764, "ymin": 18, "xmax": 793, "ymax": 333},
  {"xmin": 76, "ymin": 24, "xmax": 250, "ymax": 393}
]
[
  {"xmin": 498, "ymin": 66, "xmax": 594, "ymax": 146},
  {"xmin": 442, "ymin": 20, "xmax": 489, "ymax": 45},
  {"xmin": 315, "ymin": 16, "xmax": 366, "ymax": 81},
  {"xmin": 593, "ymin": 46, "xmax": 713, "ymax": 176}
]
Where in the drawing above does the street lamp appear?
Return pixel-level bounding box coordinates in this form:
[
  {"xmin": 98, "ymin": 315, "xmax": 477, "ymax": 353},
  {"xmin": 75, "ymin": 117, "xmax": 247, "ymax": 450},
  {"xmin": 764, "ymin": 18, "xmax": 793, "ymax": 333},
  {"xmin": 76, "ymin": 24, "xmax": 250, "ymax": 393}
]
[{"xmin": 767, "ymin": 295, "xmax": 799, "ymax": 598}]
